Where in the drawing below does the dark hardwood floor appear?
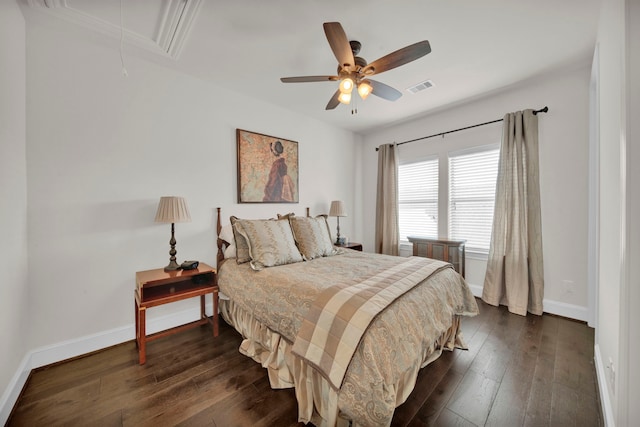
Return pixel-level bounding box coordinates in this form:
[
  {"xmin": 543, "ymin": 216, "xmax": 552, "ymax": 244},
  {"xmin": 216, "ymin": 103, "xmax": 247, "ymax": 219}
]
[{"xmin": 8, "ymin": 299, "xmax": 602, "ymax": 426}]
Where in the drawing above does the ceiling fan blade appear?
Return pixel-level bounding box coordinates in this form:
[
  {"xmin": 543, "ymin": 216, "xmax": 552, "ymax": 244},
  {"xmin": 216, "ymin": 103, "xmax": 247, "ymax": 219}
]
[
  {"xmin": 323, "ymin": 22, "xmax": 355, "ymax": 69},
  {"xmin": 281, "ymin": 76, "xmax": 339, "ymax": 83},
  {"xmin": 325, "ymin": 89, "xmax": 341, "ymax": 110},
  {"xmin": 369, "ymin": 79, "xmax": 402, "ymax": 101},
  {"xmin": 362, "ymin": 40, "xmax": 431, "ymax": 75}
]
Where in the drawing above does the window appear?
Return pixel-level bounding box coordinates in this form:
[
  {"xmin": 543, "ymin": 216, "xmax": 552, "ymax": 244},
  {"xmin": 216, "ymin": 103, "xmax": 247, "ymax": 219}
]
[
  {"xmin": 398, "ymin": 158, "xmax": 438, "ymax": 242},
  {"xmin": 449, "ymin": 146, "xmax": 500, "ymax": 253},
  {"xmin": 397, "ymin": 145, "xmax": 499, "ymax": 254}
]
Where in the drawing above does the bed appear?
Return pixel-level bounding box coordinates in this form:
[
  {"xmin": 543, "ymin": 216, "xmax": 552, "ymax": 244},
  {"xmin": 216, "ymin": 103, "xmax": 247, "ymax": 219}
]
[{"xmin": 215, "ymin": 208, "xmax": 478, "ymax": 426}]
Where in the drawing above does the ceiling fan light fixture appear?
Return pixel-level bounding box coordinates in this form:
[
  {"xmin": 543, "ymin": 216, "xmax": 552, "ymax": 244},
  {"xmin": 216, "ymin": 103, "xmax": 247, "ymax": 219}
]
[
  {"xmin": 280, "ymin": 22, "xmax": 432, "ymax": 111},
  {"xmin": 357, "ymin": 81, "xmax": 373, "ymax": 100},
  {"xmin": 339, "ymin": 77, "xmax": 354, "ymax": 94},
  {"xmin": 338, "ymin": 92, "xmax": 351, "ymax": 104}
]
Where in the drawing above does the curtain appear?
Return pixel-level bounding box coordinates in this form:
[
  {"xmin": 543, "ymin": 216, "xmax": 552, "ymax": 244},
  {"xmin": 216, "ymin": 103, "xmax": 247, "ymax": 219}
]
[
  {"xmin": 375, "ymin": 143, "xmax": 399, "ymax": 255},
  {"xmin": 482, "ymin": 110, "xmax": 544, "ymax": 316}
]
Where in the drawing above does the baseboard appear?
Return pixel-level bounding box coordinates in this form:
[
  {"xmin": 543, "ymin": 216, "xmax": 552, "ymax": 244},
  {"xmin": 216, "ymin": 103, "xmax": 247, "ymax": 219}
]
[
  {"xmin": 542, "ymin": 299, "xmax": 588, "ymax": 322},
  {"xmin": 594, "ymin": 344, "xmax": 616, "ymax": 426},
  {"xmin": 467, "ymin": 283, "xmax": 588, "ymax": 321},
  {"xmin": 0, "ymin": 303, "xmax": 214, "ymax": 425},
  {"xmin": 0, "ymin": 354, "xmax": 31, "ymax": 425},
  {"xmin": 468, "ymin": 283, "xmax": 484, "ymax": 298}
]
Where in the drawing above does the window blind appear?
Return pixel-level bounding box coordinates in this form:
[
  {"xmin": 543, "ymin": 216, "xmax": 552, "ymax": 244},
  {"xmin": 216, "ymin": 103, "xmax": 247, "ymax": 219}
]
[
  {"xmin": 448, "ymin": 147, "xmax": 499, "ymax": 252},
  {"xmin": 398, "ymin": 158, "xmax": 438, "ymax": 242}
]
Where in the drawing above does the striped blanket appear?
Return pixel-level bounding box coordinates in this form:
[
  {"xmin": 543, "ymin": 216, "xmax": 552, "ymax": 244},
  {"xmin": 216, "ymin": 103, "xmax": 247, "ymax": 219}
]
[{"xmin": 291, "ymin": 256, "xmax": 451, "ymax": 390}]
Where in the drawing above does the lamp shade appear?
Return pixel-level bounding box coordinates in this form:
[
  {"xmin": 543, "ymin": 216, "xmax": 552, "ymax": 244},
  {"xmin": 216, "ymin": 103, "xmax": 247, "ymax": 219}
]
[
  {"xmin": 338, "ymin": 92, "xmax": 351, "ymax": 105},
  {"xmin": 357, "ymin": 80, "xmax": 373, "ymax": 100},
  {"xmin": 339, "ymin": 77, "xmax": 354, "ymax": 94},
  {"xmin": 154, "ymin": 196, "xmax": 191, "ymax": 223},
  {"xmin": 329, "ymin": 200, "xmax": 347, "ymax": 217}
]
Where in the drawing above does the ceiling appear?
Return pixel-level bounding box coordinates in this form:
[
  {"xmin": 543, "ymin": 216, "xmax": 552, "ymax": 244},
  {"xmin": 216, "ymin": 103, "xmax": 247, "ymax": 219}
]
[{"xmin": 21, "ymin": 0, "xmax": 602, "ymax": 135}]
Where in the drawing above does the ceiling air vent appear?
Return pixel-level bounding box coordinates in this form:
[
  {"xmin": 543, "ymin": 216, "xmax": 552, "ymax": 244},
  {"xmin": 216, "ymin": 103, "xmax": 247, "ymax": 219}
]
[{"xmin": 407, "ymin": 79, "xmax": 434, "ymax": 94}]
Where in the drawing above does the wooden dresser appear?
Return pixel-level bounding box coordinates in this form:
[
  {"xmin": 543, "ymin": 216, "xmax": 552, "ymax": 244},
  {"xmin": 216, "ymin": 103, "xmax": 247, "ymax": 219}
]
[{"xmin": 407, "ymin": 236, "xmax": 466, "ymax": 278}]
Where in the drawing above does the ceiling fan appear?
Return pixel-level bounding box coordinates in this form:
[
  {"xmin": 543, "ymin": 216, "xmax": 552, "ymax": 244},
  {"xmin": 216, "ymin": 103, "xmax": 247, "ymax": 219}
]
[{"xmin": 280, "ymin": 22, "xmax": 431, "ymax": 110}]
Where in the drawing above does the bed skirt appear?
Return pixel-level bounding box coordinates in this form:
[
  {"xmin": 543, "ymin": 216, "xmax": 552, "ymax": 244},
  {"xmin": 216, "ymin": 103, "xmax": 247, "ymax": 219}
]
[{"xmin": 220, "ymin": 298, "xmax": 464, "ymax": 427}]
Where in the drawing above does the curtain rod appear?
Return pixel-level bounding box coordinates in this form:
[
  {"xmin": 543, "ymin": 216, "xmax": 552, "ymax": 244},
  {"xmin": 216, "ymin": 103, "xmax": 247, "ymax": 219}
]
[{"xmin": 375, "ymin": 106, "xmax": 549, "ymax": 151}]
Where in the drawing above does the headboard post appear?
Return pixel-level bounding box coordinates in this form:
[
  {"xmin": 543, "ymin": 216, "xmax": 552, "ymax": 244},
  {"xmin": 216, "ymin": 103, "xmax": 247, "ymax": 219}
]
[
  {"xmin": 306, "ymin": 207, "xmax": 310, "ymax": 217},
  {"xmin": 216, "ymin": 207, "xmax": 225, "ymax": 268},
  {"xmin": 216, "ymin": 207, "xmax": 221, "ymax": 235}
]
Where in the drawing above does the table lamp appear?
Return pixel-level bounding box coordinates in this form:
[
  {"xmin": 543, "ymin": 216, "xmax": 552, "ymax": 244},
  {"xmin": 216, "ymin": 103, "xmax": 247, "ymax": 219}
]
[
  {"xmin": 155, "ymin": 196, "xmax": 191, "ymax": 271},
  {"xmin": 329, "ymin": 200, "xmax": 347, "ymax": 245}
]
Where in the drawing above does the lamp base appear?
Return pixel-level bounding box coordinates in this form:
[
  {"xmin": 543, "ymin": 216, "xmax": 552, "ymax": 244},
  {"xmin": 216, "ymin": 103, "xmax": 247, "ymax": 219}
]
[
  {"xmin": 164, "ymin": 222, "xmax": 181, "ymax": 272},
  {"xmin": 163, "ymin": 260, "xmax": 181, "ymax": 272}
]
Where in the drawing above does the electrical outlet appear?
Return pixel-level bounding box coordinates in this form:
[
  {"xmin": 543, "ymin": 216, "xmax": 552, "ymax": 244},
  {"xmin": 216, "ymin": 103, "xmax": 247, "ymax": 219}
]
[
  {"xmin": 608, "ymin": 357, "xmax": 616, "ymax": 393},
  {"xmin": 611, "ymin": 363, "xmax": 616, "ymax": 391}
]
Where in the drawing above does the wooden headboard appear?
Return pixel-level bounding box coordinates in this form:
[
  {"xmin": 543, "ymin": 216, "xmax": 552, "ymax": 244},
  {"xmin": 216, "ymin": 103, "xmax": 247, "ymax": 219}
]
[{"xmin": 216, "ymin": 207, "xmax": 311, "ymax": 268}]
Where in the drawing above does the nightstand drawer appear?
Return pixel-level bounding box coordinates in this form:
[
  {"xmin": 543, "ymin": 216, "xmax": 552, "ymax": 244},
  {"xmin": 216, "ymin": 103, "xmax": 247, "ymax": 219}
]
[{"xmin": 137, "ymin": 271, "xmax": 215, "ymax": 303}]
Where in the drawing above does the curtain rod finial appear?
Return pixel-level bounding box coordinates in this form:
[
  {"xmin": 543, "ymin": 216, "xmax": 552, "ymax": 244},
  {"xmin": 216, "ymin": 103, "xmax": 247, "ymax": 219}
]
[{"xmin": 533, "ymin": 106, "xmax": 549, "ymax": 115}]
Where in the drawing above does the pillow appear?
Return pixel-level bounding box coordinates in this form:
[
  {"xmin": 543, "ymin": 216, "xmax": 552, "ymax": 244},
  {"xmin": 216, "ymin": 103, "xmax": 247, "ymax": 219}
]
[
  {"xmin": 218, "ymin": 224, "xmax": 237, "ymax": 259},
  {"xmin": 235, "ymin": 218, "xmax": 303, "ymax": 270},
  {"xmin": 230, "ymin": 216, "xmax": 251, "ymax": 264},
  {"xmin": 289, "ymin": 215, "xmax": 338, "ymax": 260}
]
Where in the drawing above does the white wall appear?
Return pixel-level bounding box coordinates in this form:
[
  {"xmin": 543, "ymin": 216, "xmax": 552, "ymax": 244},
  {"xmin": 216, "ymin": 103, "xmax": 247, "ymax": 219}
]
[
  {"xmin": 594, "ymin": 0, "xmax": 624, "ymax": 423},
  {"xmin": 24, "ymin": 21, "xmax": 358, "ymax": 352},
  {"xmin": 594, "ymin": 0, "xmax": 638, "ymax": 425},
  {"xmin": 625, "ymin": 1, "xmax": 639, "ymax": 423},
  {"xmin": 623, "ymin": 1, "xmax": 640, "ymax": 422},
  {"xmin": 361, "ymin": 64, "xmax": 591, "ymax": 319},
  {"xmin": 0, "ymin": 0, "xmax": 29, "ymax": 422}
]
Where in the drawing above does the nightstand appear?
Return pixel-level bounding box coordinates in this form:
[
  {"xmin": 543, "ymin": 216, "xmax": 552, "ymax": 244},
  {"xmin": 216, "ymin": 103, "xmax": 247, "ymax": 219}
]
[
  {"xmin": 135, "ymin": 262, "xmax": 218, "ymax": 365},
  {"xmin": 337, "ymin": 242, "xmax": 363, "ymax": 251}
]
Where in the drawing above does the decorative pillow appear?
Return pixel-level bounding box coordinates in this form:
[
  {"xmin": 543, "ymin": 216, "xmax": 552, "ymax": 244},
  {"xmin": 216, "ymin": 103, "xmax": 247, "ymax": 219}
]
[
  {"xmin": 230, "ymin": 216, "xmax": 251, "ymax": 264},
  {"xmin": 235, "ymin": 218, "xmax": 303, "ymax": 270},
  {"xmin": 289, "ymin": 215, "xmax": 338, "ymax": 260},
  {"xmin": 218, "ymin": 224, "xmax": 237, "ymax": 259}
]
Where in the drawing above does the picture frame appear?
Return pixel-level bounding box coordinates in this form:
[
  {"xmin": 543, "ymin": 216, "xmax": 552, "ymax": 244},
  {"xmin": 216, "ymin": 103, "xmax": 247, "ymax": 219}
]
[{"xmin": 236, "ymin": 129, "xmax": 299, "ymax": 203}]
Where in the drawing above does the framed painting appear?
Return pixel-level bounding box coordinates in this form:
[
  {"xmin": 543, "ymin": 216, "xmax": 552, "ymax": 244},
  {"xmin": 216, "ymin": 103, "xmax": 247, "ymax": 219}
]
[{"xmin": 236, "ymin": 129, "xmax": 299, "ymax": 203}]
